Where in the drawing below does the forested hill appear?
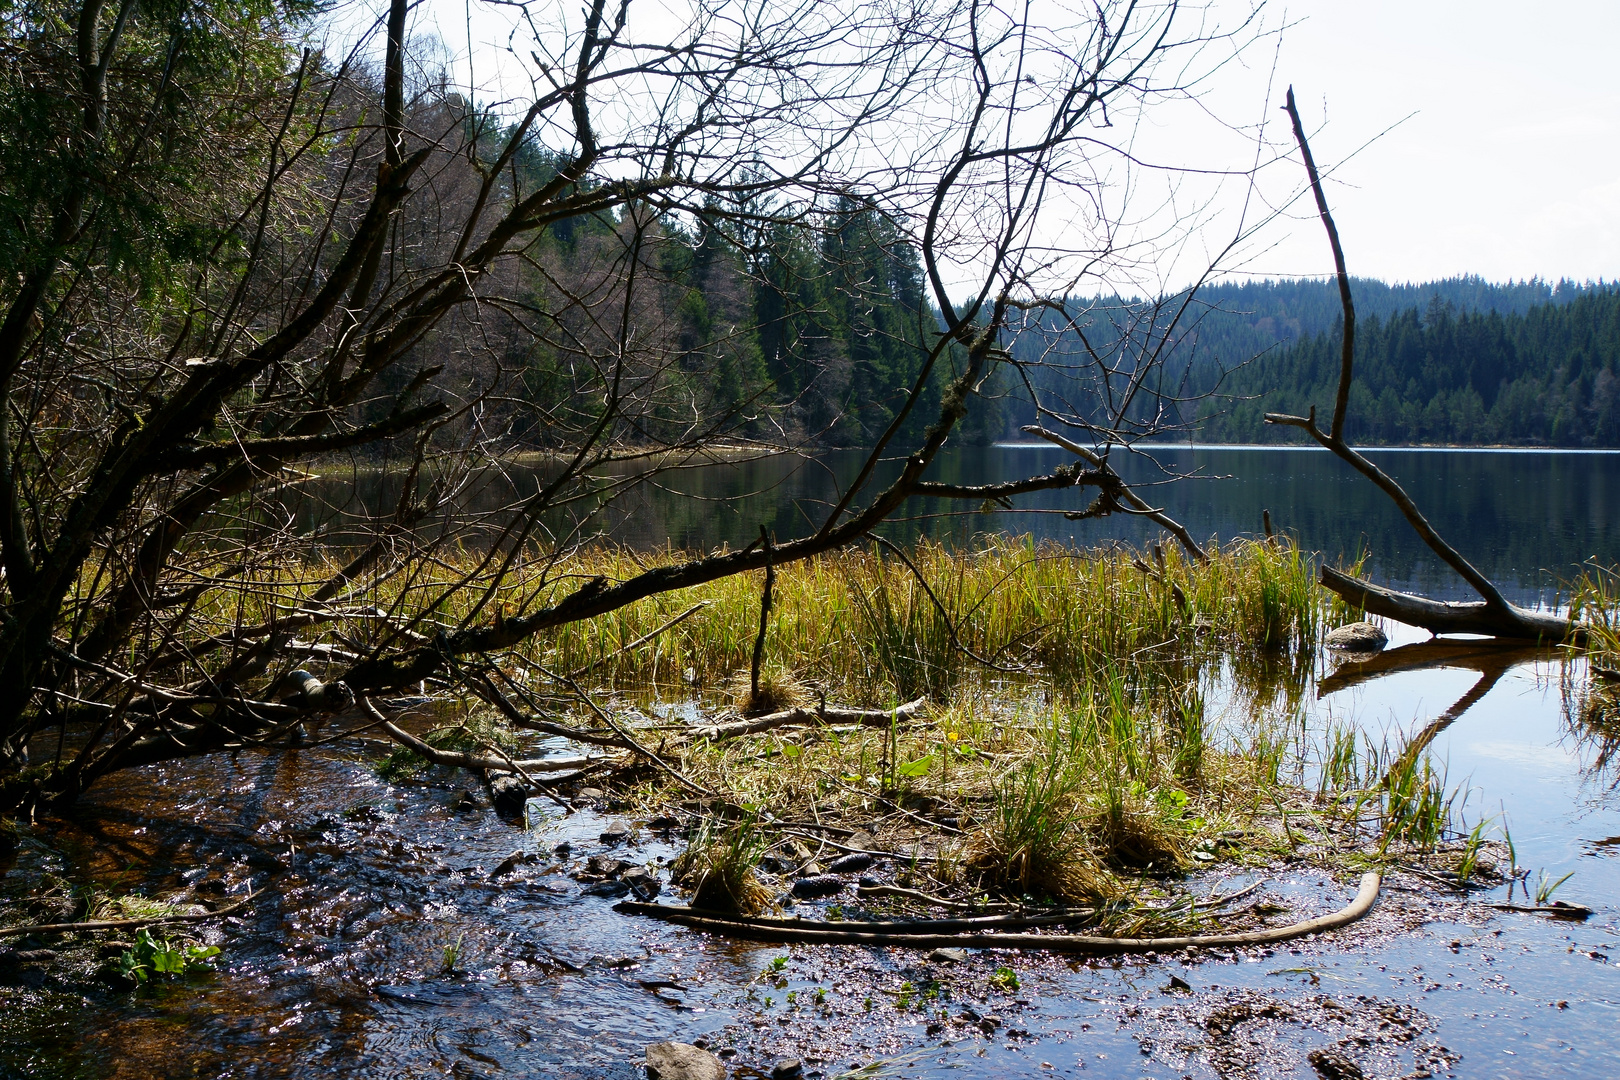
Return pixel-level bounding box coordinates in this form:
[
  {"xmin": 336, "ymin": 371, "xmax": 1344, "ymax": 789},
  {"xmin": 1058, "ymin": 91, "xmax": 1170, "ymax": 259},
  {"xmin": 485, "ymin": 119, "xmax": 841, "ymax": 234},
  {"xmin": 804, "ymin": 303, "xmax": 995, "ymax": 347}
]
[
  {"xmin": 1000, "ymin": 276, "xmax": 1613, "ymax": 447},
  {"xmin": 1188, "ymin": 287, "xmax": 1620, "ymax": 446}
]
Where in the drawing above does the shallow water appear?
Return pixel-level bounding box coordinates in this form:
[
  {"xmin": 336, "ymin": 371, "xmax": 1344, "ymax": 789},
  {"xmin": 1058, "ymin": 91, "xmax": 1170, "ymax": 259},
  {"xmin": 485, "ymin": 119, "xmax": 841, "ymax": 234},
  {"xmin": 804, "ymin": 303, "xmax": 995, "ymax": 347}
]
[{"xmin": 4, "ymin": 615, "xmax": 1619, "ymax": 1079}]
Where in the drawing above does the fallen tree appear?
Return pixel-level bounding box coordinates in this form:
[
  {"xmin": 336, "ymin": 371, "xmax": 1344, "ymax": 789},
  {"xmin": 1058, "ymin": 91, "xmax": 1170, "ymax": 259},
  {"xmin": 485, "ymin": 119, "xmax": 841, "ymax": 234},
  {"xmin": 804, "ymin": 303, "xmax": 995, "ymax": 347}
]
[{"xmin": 1266, "ymin": 88, "xmax": 1580, "ymax": 644}]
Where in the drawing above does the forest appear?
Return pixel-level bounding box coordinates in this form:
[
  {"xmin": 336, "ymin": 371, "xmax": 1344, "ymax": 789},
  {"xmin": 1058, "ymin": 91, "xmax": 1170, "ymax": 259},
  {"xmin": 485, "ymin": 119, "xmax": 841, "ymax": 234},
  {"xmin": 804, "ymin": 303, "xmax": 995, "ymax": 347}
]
[{"xmin": 998, "ymin": 275, "xmax": 1617, "ymax": 447}]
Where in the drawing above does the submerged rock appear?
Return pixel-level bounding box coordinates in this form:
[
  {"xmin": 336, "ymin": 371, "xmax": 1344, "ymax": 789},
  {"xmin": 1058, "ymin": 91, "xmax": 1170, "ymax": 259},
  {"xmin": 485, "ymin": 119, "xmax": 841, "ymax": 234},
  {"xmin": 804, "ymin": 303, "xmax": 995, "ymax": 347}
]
[
  {"xmin": 1324, "ymin": 621, "xmax": 1387, "ymax": 652},
  {"xmin": 928, "ymin": 947, "xmax": 968, "ymax": 964},
  {"xmin": 770, "ymin": 1059, "xmax": 804, "ymax": 1080},
  {"xmin": 645, "ymin": 1041, "xmax": 726, "ymax": 1080}
]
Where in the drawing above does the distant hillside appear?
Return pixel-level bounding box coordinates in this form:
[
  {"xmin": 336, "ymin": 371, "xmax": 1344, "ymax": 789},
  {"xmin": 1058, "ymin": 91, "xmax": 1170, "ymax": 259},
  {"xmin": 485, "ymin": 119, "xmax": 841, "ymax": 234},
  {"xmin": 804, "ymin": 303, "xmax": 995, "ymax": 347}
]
[
  {"xmin": 1003, "ymin": 276, "xmax": 1616, "ymax": 446},
  {"xmin": 1191, "ymin": 287, "xmax": 1620, "ymax": 447}
]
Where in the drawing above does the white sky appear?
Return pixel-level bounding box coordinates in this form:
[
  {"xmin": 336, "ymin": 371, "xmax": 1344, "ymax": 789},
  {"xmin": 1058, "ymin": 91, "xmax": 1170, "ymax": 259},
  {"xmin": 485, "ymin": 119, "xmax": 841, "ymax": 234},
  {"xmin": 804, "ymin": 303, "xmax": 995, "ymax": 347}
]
[
  {"xmin": 1238, "ymin": 0, "xmax": 1620, "ymax": 285},
  {"xmin": 342, "ymin": 0, "xmax": 1620, "ymax": 288}
]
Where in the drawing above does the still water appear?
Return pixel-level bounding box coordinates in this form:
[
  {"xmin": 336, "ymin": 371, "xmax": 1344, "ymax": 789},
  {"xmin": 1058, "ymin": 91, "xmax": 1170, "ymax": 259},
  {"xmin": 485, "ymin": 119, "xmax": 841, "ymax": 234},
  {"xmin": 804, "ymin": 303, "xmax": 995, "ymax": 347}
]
[
  {"xmin": 302, "ymin": 444, "xmax": 1620, "ymax": 606},
  {"xmin": 4, "ymin": 448, "xmax": 1620, "ymax": 1078}
]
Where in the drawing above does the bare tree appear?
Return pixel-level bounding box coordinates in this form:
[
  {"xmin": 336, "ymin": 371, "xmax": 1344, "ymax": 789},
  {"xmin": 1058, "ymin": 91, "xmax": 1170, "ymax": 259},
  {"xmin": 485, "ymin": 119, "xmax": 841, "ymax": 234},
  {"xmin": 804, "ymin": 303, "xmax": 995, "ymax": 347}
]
[{"xmin": 0, "ymin": 0, "xmax": 1267, "ymax": 813}]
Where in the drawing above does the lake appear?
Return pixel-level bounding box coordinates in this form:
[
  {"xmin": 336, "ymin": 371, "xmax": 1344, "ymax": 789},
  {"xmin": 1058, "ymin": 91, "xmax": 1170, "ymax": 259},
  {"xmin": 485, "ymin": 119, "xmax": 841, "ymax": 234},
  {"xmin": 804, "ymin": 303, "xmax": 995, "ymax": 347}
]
[
  {"xmin": 6, "ymin": 446, "xmax": 1620, "ymax": 1078},
  {"xmin": 303, "ymin": 444, "xmax": 1620, "ymax": 607}
]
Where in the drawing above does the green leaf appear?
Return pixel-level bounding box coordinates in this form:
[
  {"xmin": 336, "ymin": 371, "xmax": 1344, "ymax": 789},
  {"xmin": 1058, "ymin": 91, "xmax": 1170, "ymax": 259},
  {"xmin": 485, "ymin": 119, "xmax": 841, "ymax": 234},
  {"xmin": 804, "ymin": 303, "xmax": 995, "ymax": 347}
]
[{"xmin": 895, "ymin": 755, "xmax": 933, "ymax": 777}]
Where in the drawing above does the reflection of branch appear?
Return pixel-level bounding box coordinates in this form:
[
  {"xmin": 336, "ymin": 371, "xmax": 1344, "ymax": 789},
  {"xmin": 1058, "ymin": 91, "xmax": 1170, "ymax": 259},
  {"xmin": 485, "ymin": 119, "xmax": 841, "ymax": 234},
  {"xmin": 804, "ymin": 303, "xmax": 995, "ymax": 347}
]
[
  {"xmin": 1318, "ymin": 639, "xmax": 1546, "ymax": 696},
  {"xmin": 1320, "ymin": 639, "xmax": 1534, "ymax": 786}
]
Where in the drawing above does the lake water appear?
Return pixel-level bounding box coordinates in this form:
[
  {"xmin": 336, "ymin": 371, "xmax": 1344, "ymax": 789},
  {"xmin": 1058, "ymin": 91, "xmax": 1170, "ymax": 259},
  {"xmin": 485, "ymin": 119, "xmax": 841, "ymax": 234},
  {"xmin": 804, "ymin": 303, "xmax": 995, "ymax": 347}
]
[
  {"xmin": 306, "ymin": 445, "xmax": 1620, "ymax": 607},
  {"xmin": 6, "ymin": 447, "xmax": 1620, "ymax": 1077}
]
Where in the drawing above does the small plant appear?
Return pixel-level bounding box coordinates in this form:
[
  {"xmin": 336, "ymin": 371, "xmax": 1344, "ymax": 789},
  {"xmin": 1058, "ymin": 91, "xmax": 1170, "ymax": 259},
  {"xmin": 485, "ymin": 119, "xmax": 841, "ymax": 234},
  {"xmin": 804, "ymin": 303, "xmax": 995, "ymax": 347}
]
[
  {"xmin": 116, "ymin": 928, "xmax": 220, "ymax": 984},
  {"xmin": 671, "ymin": 816, "xmax": 772, "ymax": 916},
  {"xmin": 1534, "ymin": 870, "xmax": 1574, "ymax": 905},
  {"xmin": 863, "ymin": 995, "xmax": 874, "ymax": 1011},
  {"xmin": 1454, "ymin": 818, "xmax": 1490, "ymax": 885},
  {"xmin": 441, "ymin": 932, "xmax": 465, "ymax": 973},
  {"xmin": 813, "ymin": 986, "xmax": 828, "ymax": 1005},
  {"xmin": 989, "ymin": 966, "xmax": 1020, "ymax": 992},
  {"xmin": 768, "ymin": 955, "xmax": 788, "ymax": 972}
]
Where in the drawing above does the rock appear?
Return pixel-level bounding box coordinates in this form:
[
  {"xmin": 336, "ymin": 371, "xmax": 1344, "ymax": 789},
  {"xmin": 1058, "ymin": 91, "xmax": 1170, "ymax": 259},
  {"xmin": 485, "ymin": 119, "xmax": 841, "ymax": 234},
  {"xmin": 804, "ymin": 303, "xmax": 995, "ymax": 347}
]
[
  {"xmin": 600, "ymin": 821, "xmax": 632, "ymax": 844},
  {"xmin": 790, "ymin": 874, "xmax": 843, "ymax": 899},
  {"xmin": 646, "ymin": 815, "xmax": 680, "ymax": 831},
  {"xmin": 621, "ymin": 866, "xmax": 661, "ymax": 900},
  {"xmin": 584, "ymin": 879, "xmax": 631, "ymax": 898},
  {"xmin": 1307, "ymin": 1048, "xmax": 1364, "ymax": 1080},
  {"xmin": 978, "ymin": 1015, "xmax": 1001, "ymax": 1035},
  {"xmin": 645, "ymin": 1041, "xmax": 727, "ymax": 1080},
  {"xmin": 586, "ymin": 854, "xmax": 632, "ymax": 878},
  {"xmin": 828, "ymin": 852, "xmax": 874, "ymax": 874},
  {"xmin": 451, "ymin": 790, "xmax": 479, "ymax": 812},
  {"xmin": 1165, "ymin": 974, "xmax": 1192, "ymax": 992},
  {"xmin": 770, "ymin": 1060, "xmax": 804, "ymax": 1080},
  {"xmin": 489, "ymin": 775, "xmax": 530, "ymax": 818},
  {"xmin": 489, "ymin": 849, "xmax": 531, "ymax": 881},
  {"xmin": 574, "ymin": 787, "xmax": 606, "ymax": 804},
  {"xmin": 928, "ymin": 947, "xmax": 968, "ymax": 964},
  {"xmin": 553, "ymin": 841, "xmax": 573, "ymax": 856},
  {"xmin": 1324, "ymin": 621, "xmax": 1387, "ymax": 652}
]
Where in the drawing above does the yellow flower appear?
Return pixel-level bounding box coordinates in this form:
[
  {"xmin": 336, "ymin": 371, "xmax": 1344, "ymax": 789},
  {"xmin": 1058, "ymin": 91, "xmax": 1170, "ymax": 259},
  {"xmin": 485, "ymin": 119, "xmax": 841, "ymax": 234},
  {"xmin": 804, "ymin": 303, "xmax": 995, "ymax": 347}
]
[{"xmin": 946, "ymin": 730, "xmax": 959, "ymax": 743}]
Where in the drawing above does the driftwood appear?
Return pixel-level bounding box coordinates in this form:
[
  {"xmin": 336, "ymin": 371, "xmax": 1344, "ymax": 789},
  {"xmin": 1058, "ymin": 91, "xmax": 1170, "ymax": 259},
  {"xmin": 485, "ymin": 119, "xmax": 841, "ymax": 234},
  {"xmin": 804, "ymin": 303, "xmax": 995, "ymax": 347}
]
[
  {"xmin": 615, "ymin": 872, "xmax": 1380, "ymax": 954},
  {"xmin": 690, "ymin": 697, "xmax": 928, "ymax": 741},
  {"xmin": 1, "ymin": 891, "xmax": 260, "ymax": 938},
  {"xmin": 1267, "ymin": 88, "xmax": 1577, "ymax": 644}
]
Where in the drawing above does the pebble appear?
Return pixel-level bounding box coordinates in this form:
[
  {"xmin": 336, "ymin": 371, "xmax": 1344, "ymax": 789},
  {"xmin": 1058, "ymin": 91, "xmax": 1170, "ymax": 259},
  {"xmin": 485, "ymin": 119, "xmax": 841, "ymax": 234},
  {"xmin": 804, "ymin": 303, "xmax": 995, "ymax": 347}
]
[
  {"xmin": 600, "ymin": 821, "xmax": 631, "ymax": 844},
  {"xmin": 770, "ymin": 1059, "xmax": 804, "ymax": 1080},
  {"xmin": 928, "ymin": 947, "xmax": 968, "ymax": 964}
]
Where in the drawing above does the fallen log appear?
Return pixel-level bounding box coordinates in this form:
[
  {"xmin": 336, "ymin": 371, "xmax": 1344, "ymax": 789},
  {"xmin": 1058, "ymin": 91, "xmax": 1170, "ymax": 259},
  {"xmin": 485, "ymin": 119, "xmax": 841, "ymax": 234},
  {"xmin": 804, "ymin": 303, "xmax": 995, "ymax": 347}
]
[
  {"xmin": 615, "ymin": 872, "xmax": 1380, "ymax": 954},
  {"xmin": 690, "ymin": 697, "xmax": 928, "ymax": 741},
  {"xmin": 1318, "ymin": 567, "xmax": 1576, "ymax": 643}
]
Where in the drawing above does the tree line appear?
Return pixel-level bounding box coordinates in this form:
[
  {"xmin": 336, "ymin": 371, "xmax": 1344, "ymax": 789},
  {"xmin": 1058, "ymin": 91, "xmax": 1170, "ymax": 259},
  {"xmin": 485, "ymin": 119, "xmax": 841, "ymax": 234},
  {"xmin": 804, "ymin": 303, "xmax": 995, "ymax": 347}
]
[
  {"xmin": 1190, "ymin": 287, "xmax": 1620, "ymax": 446},
  {"xmin": 1000, "ymin": 276, "xmax": 1611, "ymax": 446}
]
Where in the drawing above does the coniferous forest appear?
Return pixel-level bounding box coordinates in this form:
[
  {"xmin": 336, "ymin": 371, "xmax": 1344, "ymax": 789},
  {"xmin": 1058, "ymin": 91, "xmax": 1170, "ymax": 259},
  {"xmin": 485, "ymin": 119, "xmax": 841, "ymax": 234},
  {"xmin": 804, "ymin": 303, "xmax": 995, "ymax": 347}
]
[{"xmin": 996, "ymin": 277, "xmax": 1618, "ymax": 447}]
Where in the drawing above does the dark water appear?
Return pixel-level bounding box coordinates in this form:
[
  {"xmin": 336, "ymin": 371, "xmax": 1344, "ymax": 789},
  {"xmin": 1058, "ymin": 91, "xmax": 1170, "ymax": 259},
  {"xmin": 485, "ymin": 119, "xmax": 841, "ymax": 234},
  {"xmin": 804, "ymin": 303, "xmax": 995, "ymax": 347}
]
[
  {"xmin": 5, "ymin": 447, "xmax": 1620, "ymax": 1077},
  {"xmin": 300, "ymin": 445, "xmax": 1620, "ymax": 607}
]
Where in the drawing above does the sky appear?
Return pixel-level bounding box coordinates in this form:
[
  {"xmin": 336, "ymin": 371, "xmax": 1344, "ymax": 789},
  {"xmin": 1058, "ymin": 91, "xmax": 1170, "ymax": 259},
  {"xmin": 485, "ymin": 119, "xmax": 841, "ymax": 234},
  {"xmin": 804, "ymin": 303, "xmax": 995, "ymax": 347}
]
[
  {"xmin": 346, "ymin": 0, "xmax": 1620, "ymax": 289},
  {"xmin": 1240, "ymin": 0, "xmax": 1620, "ymax": 286}
]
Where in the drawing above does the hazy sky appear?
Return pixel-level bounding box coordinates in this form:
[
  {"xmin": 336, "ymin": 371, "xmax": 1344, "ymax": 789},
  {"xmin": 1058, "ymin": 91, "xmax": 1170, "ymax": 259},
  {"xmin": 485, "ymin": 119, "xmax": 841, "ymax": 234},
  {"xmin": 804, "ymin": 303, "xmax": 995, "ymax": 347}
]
[
  {"xmin": 1244, "ymin": 0, "xmax": 1620, "ymax": 285},
  {"xmin": 379, "ymin": 0, "xmax": 1619, "ymax": 288}
]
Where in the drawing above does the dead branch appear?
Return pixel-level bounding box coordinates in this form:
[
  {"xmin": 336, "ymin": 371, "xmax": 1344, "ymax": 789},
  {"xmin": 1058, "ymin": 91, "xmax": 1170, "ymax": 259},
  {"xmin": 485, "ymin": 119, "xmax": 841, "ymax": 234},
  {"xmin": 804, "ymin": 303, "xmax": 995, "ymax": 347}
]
[
  {"xmin": 615, "ymin": 872, "xmax": 1380, "ymax": 953},
  {"xmin": 689, "ymin": 697, "xmax": 929, "ymax": 741}
]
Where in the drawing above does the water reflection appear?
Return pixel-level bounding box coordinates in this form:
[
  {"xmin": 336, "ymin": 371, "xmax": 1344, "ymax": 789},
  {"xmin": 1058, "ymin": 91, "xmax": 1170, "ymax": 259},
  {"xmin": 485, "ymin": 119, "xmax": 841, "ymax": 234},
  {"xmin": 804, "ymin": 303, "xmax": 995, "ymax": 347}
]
[{"xmin": 291, "ymin": 446, "xmax": 1620, "ymax": 608}]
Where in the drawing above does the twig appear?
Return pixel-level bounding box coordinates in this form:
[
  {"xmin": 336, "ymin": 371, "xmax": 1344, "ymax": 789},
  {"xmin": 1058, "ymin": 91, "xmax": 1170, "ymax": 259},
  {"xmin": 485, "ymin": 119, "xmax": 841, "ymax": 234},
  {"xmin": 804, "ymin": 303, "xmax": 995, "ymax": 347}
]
[{"xmin": 2, "ymin": 890, "xmax": 262, "ymax": 938}]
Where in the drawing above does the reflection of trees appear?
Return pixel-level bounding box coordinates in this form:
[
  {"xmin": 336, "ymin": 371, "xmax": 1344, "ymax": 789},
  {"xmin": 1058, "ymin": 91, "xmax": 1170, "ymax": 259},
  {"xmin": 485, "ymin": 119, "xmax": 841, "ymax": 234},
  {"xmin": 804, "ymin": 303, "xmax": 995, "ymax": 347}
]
[{"xmin": 287, "ymin": 449, "xmax": 1620, "ymax": 607}]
